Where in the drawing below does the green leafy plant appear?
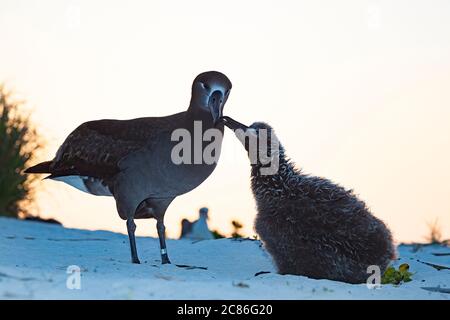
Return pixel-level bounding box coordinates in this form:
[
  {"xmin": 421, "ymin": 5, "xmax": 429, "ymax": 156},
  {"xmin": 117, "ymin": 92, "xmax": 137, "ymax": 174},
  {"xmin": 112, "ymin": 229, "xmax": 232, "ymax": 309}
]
[
  {"xmin": 381, "ymin": 263, "xmax": 413, "ymax": 285},
  {"xmin": 0, "ymin": 85, "xmax": 43, "ymax": 218}
]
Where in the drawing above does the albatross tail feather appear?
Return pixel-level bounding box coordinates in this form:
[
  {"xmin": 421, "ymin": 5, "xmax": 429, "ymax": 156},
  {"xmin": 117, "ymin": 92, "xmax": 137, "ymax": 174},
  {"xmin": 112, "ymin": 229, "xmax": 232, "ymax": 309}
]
[{"xmin": 25, "ymin": 161, "xmax": 52, "ymax": 174}]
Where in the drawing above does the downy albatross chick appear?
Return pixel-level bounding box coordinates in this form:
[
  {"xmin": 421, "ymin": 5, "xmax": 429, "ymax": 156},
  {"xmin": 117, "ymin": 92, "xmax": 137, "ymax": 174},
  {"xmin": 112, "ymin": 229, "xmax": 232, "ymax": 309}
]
[
  {"xmin": 221, "ymin": 116, "xmax": 395, "ymax": 284},
  {"xmin": 26, "ymin": 71, "xmax": 232, "ymax": 265}
]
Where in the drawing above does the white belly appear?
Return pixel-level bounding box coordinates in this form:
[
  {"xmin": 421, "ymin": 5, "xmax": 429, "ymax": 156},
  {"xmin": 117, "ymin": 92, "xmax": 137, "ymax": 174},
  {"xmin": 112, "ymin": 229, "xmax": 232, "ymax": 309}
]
[{"xmin": 51, "ymin": 175, "xmax": 113, "ymax": 196}]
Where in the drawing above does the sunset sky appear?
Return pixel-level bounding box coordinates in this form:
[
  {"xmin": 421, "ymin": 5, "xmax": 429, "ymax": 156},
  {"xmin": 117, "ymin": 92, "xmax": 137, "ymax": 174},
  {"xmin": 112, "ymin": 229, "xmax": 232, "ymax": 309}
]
[{"xmin": 1, "ymin": 0, "xmax": 449, "ymax": 242}]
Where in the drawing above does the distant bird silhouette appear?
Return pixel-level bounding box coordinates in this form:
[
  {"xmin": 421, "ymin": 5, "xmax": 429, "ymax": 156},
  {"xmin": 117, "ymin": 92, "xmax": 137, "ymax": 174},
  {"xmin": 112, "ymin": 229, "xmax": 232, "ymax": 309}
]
[
  {"xmin": 180, "ymin": 207, "xmax": 213, "ymax": 240},
  {"xmin": 25, "ymin": 71, "xmax": 232, "ymax": 265},
  {"xmin": 180, "ymin": 218, "xmax": 193, "ymax": 238},
  {"xmin": 222, "ymin": 116, "xmax": 396, "ymax": 284}
]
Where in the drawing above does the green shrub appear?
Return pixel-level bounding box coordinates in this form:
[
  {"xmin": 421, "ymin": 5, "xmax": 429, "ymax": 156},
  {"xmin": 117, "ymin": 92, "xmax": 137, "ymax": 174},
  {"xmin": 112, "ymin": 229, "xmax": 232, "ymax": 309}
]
[
  {"xmin": 382, "ymin": 263, "xmax": 413, "ymax": 285},
  {"xmin": 0, "ymin": 85, "xmax": 42, "ymax": 218}
]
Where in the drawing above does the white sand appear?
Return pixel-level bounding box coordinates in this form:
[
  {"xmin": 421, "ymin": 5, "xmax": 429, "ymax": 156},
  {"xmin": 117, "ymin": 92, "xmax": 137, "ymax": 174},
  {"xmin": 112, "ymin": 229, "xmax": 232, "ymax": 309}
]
[{"xmin": 0, "ymin": 217, "xmax": 448, "ymax": 299}]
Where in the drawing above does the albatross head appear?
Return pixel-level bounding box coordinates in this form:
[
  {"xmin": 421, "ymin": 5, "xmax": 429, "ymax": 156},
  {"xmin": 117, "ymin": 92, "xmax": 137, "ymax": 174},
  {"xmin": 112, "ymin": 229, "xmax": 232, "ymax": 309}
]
[{"xmin": 190, "ymin": 71, "xmax": 232, "ymax": 125}]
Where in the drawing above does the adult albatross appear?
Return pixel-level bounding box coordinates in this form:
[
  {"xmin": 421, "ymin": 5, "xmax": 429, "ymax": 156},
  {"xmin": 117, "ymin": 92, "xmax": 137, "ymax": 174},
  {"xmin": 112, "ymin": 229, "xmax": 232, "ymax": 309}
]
[{"xmin": 25, "ymin": 71, "xmax": 232, "ymax": 264}]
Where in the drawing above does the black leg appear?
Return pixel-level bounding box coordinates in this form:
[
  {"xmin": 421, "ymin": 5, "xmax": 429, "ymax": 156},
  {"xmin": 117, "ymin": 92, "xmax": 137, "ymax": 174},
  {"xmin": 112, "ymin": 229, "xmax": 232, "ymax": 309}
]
[
  {"xmin": 157, "ymin": 220, "xmax": 171, "ymax": 264},
  {"xmin": 126, "ymin": 218, "xmax": 140, "ymax": 264}
]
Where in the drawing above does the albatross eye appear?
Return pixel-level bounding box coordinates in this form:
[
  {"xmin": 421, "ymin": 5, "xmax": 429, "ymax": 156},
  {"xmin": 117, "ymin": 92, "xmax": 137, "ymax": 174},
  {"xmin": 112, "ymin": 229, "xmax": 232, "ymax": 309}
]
[{"xmin": 201, "ymin": 82, "xmax": 210, "ymax": 91}]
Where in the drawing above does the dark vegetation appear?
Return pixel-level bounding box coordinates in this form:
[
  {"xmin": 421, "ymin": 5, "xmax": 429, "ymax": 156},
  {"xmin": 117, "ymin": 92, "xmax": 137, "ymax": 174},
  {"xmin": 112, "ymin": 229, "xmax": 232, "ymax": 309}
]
[
  {"xmin": 0, "ymin": 85, "xmax": 43, "ymax": 218},
  {"xmin": 212, "ymin": 220, "xmax": 245, "ymax": 239},
  {"xmin": 425, "ymin": 218, "xmax": 446, "ymax": 245}
]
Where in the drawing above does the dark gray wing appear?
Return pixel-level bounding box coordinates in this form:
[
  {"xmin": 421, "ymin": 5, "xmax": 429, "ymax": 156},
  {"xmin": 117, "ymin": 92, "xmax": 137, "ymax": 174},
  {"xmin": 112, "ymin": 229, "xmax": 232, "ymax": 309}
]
[{"xmin": 49, "ymin": 114, "xmax": 183, "ymax": 179}]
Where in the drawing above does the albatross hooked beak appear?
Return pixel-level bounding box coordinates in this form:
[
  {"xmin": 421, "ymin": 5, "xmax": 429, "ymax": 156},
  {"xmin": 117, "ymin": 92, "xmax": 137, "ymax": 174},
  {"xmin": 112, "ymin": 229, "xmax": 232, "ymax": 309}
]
[{"xmin": 208, "ymin": 90, "xmax": 224, "ymax": 126}]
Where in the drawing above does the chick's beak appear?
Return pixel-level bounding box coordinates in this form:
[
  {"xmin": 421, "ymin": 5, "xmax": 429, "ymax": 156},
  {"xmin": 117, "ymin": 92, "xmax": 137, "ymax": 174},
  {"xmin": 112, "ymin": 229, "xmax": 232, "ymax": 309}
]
[
  {"xmin": 221, "ymin": 116, "xmax": 253, "ymax": 152},
  {"xmin": 220, "ymin": 116, "xmax": 249, "ymax": 131}
]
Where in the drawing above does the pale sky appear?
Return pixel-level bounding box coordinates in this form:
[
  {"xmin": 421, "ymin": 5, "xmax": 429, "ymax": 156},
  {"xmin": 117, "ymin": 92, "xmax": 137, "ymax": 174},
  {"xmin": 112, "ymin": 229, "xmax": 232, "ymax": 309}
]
[{"xmin": 1, "ymin": 0, "xmax": 449, "ymax": 242}]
